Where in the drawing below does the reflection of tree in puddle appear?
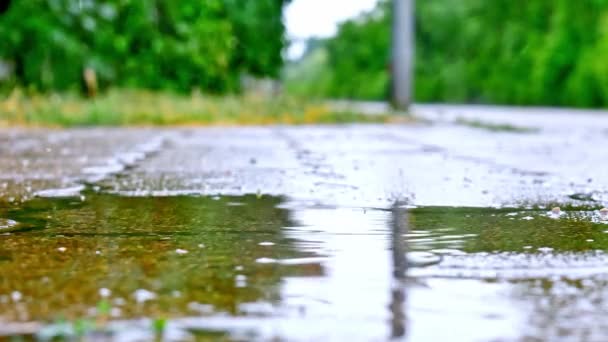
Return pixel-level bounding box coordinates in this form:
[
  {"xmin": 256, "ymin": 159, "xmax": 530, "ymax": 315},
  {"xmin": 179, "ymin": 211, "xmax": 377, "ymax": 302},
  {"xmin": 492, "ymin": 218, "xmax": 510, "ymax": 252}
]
[
  {"xmin": 512, "ymin": 277, "xmax": 608, "ymax": 340},
  {"xmin": 404, "ymin": 207, "xmax": 608, "ymax": 341},
  {"xmin": 407, "ymin": 206, "xmax": 608, "ymax": 253},
  {"xmin": 0, "ymin": 194, "xmax": 322, "ymax": 322}
]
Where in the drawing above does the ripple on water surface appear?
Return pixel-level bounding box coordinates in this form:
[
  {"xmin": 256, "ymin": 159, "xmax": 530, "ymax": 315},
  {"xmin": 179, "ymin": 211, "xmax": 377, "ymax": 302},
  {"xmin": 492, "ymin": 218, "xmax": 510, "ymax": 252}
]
[
  {"xmin": 405, "ymin": 206, "xmax": 608, "ymax": 280},
  {"xmin": 400, "ymin": 206, "xmax": 608, "ymax": 341}
]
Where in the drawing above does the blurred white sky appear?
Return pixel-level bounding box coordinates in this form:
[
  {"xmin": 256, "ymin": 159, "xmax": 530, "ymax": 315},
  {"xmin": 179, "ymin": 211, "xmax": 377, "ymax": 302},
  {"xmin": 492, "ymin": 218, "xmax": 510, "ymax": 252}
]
[{"xmin": 284, "ymin": 0, "xmax": 379, "ymax": 59}]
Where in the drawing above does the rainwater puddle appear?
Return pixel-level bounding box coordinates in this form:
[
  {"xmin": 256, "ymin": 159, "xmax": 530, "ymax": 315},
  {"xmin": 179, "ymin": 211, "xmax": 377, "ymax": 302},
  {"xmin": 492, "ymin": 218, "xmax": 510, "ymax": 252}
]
[{"xmin": 1, "ymin": 198, "xmax": 608, "ymax": 341}]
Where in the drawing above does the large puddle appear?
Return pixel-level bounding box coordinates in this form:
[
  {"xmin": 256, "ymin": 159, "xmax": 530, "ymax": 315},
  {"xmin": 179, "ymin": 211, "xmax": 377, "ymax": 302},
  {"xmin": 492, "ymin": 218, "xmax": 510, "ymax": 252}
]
[{"xmin": 2, "ymin": 195, "xmax": 608, "ymax": 340}]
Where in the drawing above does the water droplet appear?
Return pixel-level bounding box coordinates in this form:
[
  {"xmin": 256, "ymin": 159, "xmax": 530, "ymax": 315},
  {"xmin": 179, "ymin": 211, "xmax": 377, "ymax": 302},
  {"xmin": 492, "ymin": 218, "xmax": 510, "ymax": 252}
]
[
  {"xmin": 259, "ymin": 241, "xmax": 275, "ymax": 246},
  {"xmin": 0, "ymin": 218, "xmax": 18, "ymax": 231},
  {"xmin": 111, "ymin": 307, "xmax": 122, "ymax": 317},
  {"xmin": 256, "ymin": 257, "xmax": 276, "ymax": 264},
  {"xmin": 235, "ymin": 274, "xmax": 247, "ymax": 288},
  {"xmin": 600, "ymin": 208, "xmax": 608, "ymax": 220},
  {"xmin": 548, "ymin": 207, "xmax": 562, "ymax": 218},
  {"xmin": 99, "ymin": 288, "xmax": 111, "ymax": 297},
  {"xmin": 11, "ymin": 291, "xmax": 22, "ymax": 302},
  {"xmin": 133, "ymin": 289, "xmax": 156, "ymax": 303}
]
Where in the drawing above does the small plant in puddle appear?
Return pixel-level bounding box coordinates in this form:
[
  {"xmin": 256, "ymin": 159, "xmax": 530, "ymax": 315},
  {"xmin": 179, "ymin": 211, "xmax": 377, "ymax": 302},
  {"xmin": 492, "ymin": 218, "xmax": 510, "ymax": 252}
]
[
  {"xmin": 97, "ymin": 299, "xmax": 111, "ymax": 315},
  {"xmin": 153, "ymin": 317, "xmax": 167, "ymax": 340},
  {"xmin": 74, "ymin": 318, "xmax": 95, "ymax": 337},
  {"xmin": 96, "ymin": 299, "xmax": 112, "ymax": 326}
]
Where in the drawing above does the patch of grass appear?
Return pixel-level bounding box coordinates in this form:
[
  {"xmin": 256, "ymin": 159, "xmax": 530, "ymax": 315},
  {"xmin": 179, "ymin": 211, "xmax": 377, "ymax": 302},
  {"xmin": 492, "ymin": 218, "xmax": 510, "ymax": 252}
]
[
  {"xmin": 0, "ymin": 88, "xmax": 399, "ymax": 127},
  {"xmin": 152, "ymin": 317, "xmax": 167, "ymax": 336},
  {"xmin": 455, "ymin": 117, "xmax": 539, "ymax": 133}
]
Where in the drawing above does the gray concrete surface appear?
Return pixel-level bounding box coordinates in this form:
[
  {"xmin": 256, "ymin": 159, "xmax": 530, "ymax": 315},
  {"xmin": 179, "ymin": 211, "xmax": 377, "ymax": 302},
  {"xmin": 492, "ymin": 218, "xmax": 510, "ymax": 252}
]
[{"xmin": 2, "ymin": 104, "xmax": 608, "ymax": 208}]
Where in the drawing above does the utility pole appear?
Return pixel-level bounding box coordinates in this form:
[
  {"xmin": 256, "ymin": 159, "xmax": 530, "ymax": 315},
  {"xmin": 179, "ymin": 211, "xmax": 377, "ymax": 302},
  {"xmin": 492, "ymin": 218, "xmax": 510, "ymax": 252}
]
[{"xmin": 391, "ymin": 0, "xmax": 414, "ymax": 111}]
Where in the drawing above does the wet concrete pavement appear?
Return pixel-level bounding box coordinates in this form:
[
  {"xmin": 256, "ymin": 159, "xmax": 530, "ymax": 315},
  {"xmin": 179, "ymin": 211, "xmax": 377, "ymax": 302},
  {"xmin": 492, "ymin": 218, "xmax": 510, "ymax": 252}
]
[
  {"xmin": 4, "ymin": 104, "xmax": 608, "ymax": 208},
  {"xmin": 3, "ymin": 104, "xmax": 608, "ymax": 341}
]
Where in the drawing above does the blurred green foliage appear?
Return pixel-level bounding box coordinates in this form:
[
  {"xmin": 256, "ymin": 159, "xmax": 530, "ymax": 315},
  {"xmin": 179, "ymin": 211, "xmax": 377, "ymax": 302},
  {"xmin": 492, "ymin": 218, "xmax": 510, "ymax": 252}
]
[
  {"xmin": 0, "ymin": 0, "xmax": 288, "ymax": 93},
  {"xmin": 286, "ymin": 0, "xmax": 608, "ymax": 107}
]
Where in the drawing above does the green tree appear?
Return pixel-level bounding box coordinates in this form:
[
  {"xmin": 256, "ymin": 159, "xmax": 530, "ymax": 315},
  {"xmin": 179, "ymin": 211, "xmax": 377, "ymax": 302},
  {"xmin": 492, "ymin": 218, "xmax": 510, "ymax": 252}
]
[
  {"xmin": 287, "ymin": 0, "xmax": 608, "ymax": 108},
  {"xmin": 0, "ymin": 0, "xmax": 289, "ymax": 93}
]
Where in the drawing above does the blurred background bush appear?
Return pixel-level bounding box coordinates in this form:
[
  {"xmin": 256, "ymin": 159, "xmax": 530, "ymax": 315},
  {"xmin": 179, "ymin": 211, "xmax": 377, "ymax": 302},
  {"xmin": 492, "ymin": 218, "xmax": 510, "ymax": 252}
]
[
  {"xmin": 2, "ymin": 0, "xmax": 608, "ymax": 109},
  {"xmin": 0, "ymin": 0, "xmax": 288, "ymax": 93},
  {"xmin": 285, "ymin": 0, "xmax": 608, "ymax": 108}
]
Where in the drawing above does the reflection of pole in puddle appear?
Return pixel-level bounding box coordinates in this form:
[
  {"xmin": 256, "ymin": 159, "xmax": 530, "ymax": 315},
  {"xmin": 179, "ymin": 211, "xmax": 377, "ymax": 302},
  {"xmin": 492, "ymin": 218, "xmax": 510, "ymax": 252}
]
[{"xmin": 390, "ymin": 201, "xmax": 408, "ymax": 339}]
